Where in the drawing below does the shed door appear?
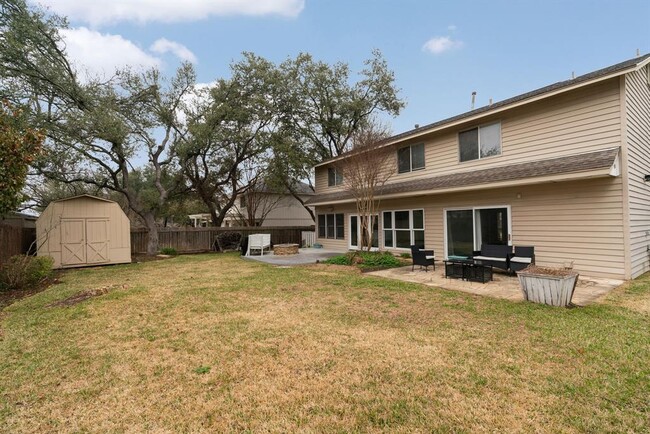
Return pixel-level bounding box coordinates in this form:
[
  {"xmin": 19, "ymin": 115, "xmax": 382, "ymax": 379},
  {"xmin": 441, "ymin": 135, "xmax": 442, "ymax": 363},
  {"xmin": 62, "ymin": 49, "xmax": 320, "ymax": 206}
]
[
  {"xmin": 86, "ymin": 219, "xmax": 109, "ymax": 264},
  {"xmin": 61, "ymin": 219, "xmax": 86, "ymax": 265}
]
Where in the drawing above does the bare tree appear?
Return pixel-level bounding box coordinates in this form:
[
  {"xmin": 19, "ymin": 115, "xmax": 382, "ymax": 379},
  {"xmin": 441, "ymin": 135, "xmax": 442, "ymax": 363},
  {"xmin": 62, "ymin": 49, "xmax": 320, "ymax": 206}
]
[{"xmin": 335, "ymin": 118, "xmax": 393, "ymax": 251}]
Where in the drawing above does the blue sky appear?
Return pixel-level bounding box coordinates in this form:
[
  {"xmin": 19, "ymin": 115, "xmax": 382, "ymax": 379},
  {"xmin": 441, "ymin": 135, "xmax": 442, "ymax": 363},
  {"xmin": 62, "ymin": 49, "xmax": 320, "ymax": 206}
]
[{"xmin": 38, "ymin": 0, "xmax": 650, "ymax": 134}]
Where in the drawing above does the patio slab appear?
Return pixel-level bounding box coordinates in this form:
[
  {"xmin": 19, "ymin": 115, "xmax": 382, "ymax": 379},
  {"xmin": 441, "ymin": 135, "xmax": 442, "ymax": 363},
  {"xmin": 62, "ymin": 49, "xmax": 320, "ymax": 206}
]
[
  {"xmin": 367, "ymin": 265, "xmax": 624, "ymax": 306},
  {"xmin": 243, "ymin": 248, "xmax": 341, "ymax": 266}
]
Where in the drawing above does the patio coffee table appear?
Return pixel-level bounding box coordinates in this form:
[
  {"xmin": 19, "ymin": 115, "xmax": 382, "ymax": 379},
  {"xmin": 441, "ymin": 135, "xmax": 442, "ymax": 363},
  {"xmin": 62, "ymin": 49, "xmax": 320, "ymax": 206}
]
[{"xmin": 444, "ymin": 259, "xmax": 493, "ymax": 283}]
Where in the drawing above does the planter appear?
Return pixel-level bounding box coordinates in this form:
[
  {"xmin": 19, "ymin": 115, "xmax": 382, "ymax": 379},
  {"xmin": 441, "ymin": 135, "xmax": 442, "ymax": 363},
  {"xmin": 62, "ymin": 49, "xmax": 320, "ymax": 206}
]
[{"xmin": 517, "ymin": 266, "xmax": 579, "ymax": 307}]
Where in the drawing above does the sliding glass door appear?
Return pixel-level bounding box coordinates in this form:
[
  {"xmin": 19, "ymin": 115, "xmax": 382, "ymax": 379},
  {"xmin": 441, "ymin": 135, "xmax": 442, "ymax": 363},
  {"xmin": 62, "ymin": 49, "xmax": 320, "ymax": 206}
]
[{"xmin": 445, "ymin": 206, "xmax": 510, "ymax": 258}]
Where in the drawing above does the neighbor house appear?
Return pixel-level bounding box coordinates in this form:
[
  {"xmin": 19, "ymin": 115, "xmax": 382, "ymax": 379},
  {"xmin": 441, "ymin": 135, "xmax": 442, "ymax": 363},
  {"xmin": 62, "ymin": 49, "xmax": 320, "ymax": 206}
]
[
  {"xmin": 307, "ymin": 54, "xmax": 650, "ymax": 280},
  {"xmin": 190, "ymin": 182, "xmax": 315, "ymax": 227}
]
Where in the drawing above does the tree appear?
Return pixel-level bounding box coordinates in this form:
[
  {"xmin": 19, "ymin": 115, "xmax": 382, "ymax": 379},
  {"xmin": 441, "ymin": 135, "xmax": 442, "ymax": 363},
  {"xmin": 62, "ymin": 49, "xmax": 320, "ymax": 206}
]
[
  {"xmin": 234, "ymin": 166, "xmax": 284, "ymax": 227},
  {"xmin": 275, "ymin": 49, "xmax": 404, "ymax": 217},
  {"xmin": 1, "ymin": 0, "xmax": 195, "ymax": 254},
  {"xmin": 176, "ymin": 53, "xmax": 281, "ymax": 227},
  {"xmin": 0, "ymin": 100, "xmax": 44, "ymax": 216},
  {"xmin": 334, "ymin": 117, "xmax": 393, "ymax": 251}
]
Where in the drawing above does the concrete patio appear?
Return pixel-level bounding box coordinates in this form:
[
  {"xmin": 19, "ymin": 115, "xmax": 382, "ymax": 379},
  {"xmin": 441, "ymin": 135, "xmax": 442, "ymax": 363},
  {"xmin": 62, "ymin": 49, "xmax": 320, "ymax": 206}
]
[
  {"xmin": 242, "ymin": 248, "xmax": 341, "ymax": 266},
  {"xmin": 367, "ymin": 266, "xmax": 624, "ymax": 306}
]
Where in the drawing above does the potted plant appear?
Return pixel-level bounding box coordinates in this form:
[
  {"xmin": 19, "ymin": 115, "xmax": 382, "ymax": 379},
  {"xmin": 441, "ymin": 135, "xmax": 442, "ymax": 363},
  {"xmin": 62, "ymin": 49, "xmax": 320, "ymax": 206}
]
[{"xmin": 516, "ymin": 265, "xmax": 579, "ymax": 307}]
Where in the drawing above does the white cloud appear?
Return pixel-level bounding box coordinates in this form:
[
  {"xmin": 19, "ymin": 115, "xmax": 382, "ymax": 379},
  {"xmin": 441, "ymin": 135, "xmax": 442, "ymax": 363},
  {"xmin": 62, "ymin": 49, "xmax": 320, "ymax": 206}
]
[
  {"xmin": 35, "ymin": 0, "xmax": 305, "ymax": 26},
  {"xmin": 60, "ymin": 27, "xmax": 160, "ymax": 80},
  {"xmin": 150, "ymin": 38, "xmax": 197, "ymax": 63},
  {"xmin": 422, "ymin": 36, "xmax": 464, "ymax": 55}
]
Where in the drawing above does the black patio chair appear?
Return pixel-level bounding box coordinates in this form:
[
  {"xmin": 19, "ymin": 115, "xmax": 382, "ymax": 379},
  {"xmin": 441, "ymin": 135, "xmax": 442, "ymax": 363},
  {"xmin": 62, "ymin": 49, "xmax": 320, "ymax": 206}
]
[
  {"xmin": 509, "ymin": 246, "xmax": 535, "ymax": 272},
  {"xmin": 410, "ymin": 245, "xmax": 435, "ymax": 272}
]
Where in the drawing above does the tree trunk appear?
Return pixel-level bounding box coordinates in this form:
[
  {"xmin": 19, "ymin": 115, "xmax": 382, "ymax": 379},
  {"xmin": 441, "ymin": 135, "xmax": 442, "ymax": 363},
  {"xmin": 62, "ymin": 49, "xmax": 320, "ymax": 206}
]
[{"xmin": 144, "ymin": 213, "xmax": 159, "ymax": 256}]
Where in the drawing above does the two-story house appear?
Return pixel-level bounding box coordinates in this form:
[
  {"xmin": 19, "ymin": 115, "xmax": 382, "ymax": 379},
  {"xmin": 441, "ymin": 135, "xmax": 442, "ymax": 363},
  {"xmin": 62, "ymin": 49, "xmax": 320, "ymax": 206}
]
[{"xmin": 307, "ymin": 54, "xmax": 650, "ymax": 280}]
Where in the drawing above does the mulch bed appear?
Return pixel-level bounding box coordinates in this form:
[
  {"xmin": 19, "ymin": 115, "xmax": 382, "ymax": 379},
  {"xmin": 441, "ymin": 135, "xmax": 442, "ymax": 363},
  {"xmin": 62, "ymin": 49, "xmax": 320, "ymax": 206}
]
[{"xmin": 518, "ymin": 265, "xmax": 578, "ymax": 277}]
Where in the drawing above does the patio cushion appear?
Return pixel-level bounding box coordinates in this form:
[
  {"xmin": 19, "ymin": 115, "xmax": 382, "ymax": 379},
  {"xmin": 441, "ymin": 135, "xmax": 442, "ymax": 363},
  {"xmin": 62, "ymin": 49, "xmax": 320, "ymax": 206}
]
[
  {"xmin": 473, "ymin": 255, "xmax": 506, "ymax": 262},
  {"xmin": 510, "ymin": 257, "xmax": 532, "ymax": 264},
  {"xmin": 426, "ymin": 255, "xmax": 435, "ymax": 260}
]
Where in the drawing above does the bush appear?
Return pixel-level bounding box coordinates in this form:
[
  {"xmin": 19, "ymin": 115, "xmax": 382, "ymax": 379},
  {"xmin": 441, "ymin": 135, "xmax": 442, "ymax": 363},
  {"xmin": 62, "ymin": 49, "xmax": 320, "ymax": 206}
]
[
  {"xmin": 400, "ymin": 252, "xmax": 411, "ymax": 259},
  {"xmin": 160, "ymin": 247, "xmax": 178, "ymax": 255},
  {"xmin": 0, "ymin": 255, "xmax": 54, "ymax": 290},
  {"xmin": 215, "ymin": 232, "xmax": 242, "ymax": 251},
  {"xmin": 324, "ymin": 251, "xmax": 402, "ymax": 269}
]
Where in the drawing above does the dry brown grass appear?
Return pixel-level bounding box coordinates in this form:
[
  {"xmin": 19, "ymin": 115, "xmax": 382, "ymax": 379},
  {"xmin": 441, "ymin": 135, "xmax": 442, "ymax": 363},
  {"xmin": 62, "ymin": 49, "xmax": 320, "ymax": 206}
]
[{"xmin": 0, "ymin": 254, "xmax": 648, "ymax": 433}]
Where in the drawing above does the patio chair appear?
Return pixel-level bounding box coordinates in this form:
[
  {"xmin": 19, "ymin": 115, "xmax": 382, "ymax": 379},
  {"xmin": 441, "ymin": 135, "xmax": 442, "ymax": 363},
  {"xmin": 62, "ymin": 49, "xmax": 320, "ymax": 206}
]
[
  {"xmin": 246, "ymin": 233, "xmax": 272, "ymax": 256},
  {"xmin": 472, "ymin": 244, "xmax": 512, "ymax": 272},
  {"xmin": 410, "ymin": 245, "xmax": 435, "ymax": 272},
  {"xmin": 509, "ymin": 246, "xmax": 535, "ymax": 272}
]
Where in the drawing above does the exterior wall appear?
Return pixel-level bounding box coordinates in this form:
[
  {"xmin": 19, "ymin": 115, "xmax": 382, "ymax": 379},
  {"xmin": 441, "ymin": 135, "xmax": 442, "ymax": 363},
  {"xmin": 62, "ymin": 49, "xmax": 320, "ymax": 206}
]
[
  {"xmin": 259, "ymin": 194, "xmax": 315, "ymax": 227},
  {"xmin": 36, "ymin": 197, "xmax": 131, "ymax": 268},
  {"xmin": 624, "ymin": 65, "xmax": 650, "ymax": 278},
  {"xmin": 316, "ymin": 176, "xmax": 626, "ymax": 279},
  {"xmin": 315, "ymin": 78, "xmax": 622, "ymax": 193}
]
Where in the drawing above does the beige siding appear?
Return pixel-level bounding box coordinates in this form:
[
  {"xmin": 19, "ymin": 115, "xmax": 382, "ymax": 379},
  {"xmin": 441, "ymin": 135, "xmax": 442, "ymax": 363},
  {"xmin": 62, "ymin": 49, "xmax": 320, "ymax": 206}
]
[
  {"xmin": 625, "ymin": 65, "xmax": 650, "ymax": 278},
  {"xmin": 315, "ymin": 78, "xmax": 621, "ymax": 194},
  {"xmin": 36, "ymin": 196, "xmax": 131, "ymax": 269},
  {"xmin": 259, "ymin": 194, "xmax": 315, "ymax": 227},
  {"xmin": 317, "ymin": 176, "xmax": 625, "ymax": 279}
]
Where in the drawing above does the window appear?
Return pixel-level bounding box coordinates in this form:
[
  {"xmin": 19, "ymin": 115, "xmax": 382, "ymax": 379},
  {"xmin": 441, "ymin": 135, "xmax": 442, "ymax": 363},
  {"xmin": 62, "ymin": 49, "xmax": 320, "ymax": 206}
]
[
  {"xmin": 327, "ymin": 167, "xmax": 343, "ymax": 186},
  {"xmin": 459, "ymin": 122, "xmax": 501, "ymax": 162},
  {"xmin": 318, "ymin": 213, "xmax": 344, "ymax": 239},
  {"xmin": 397, "ymin": 143, "xmax": 425, "ymax": 173},
  {"xmin": 239, "ymin": 196, "xmax": 246, "ymax": 208},
  {"xmin": 382, "ymin": 209, "xmax": 425, "ymax": 249}
]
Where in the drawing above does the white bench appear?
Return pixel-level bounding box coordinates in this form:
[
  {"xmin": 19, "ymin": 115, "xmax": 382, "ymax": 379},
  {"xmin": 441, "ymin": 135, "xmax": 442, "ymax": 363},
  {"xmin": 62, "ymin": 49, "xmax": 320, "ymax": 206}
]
[{"xmin": 246, "ymin": 234, "xmax": 271, "ymax": 256}]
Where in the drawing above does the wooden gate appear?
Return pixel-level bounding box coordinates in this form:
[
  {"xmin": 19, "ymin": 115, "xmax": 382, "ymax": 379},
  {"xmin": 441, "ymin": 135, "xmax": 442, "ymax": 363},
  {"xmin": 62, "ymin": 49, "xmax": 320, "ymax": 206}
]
[
  {"xmin": 86, "ymin": 219, "xmax": 109, "ymax": 264},
  {"xmin": 61, "ymin": 219, "xmax": 86, "ymax": 265}
]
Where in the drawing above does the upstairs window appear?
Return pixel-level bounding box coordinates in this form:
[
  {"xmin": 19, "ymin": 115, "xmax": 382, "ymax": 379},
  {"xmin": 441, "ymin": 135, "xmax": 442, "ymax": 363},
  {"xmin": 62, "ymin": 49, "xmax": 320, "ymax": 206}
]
[
  {"xmin": 397, "ymin": 143, "xmax": 425, "ymax": 173},
  {"xmin": 327, "ymin": 167, "xmax": 343, "ymax": 186},
  {"xmin": 459, "ymin": 122, "xmax": 501, "ymax": 162}
]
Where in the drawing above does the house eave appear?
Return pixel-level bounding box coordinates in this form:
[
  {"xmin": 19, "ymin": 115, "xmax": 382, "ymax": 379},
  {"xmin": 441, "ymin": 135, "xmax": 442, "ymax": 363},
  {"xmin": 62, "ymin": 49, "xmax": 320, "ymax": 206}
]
[{"xmin": 309, "ymin": 168, "xmax": 616, "ymax": 207}]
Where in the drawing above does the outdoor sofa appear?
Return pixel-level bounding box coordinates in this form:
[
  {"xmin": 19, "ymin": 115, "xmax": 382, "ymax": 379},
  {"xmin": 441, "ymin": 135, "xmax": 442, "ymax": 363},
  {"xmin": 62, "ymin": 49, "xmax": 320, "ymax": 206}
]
[{"xmin": 472, "ymin": 244, "xmax": 512, "ymax": 272}]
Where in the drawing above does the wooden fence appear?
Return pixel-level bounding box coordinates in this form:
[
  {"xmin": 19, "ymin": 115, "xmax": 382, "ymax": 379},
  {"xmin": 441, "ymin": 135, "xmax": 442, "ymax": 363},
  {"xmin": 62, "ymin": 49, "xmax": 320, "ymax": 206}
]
[
  {"xmin": 0, "ymin": 224, "xmax": 36, "ymax": 264},
  {"xmin": 131, "ymin": 226, "xmax": 316, "ymax": 254}
]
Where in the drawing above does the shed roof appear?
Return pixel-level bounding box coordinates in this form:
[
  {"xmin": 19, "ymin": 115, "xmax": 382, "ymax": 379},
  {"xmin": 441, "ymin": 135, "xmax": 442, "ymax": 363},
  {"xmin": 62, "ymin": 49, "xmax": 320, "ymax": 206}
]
[
  {"xmin": 306, "ymin": 147, "xmax": 620, "ymax": 206},
  {"xmin": 52, "ymin": 194, "xmax": 115, "ymax": 203}
]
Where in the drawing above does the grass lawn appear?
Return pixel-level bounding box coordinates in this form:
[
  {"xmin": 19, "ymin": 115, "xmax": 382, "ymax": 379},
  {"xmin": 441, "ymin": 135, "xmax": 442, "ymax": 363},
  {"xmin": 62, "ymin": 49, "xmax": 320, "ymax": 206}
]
[{"xmin": 0, "ymin": 254, "xmax": 648, "ymax": 432}]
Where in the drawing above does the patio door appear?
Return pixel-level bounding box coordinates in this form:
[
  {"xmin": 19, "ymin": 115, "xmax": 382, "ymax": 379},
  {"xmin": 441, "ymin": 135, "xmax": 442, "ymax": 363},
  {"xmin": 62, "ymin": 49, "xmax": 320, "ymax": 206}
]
[
  {"xmin": 349, "ymin": 214, "xmax": 379, "ymax": 250},
  {"xmin": 445, "ymin": 206, "xmax": 511, "ymax": 258}
]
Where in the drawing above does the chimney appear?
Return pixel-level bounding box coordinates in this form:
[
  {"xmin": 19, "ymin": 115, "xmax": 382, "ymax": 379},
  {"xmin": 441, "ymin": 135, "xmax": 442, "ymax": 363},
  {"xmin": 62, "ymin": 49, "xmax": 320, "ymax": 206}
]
[
  {"xmin": 471, "ymin": 91, "xmax": 477, "ymax": 110},
  {"xmin": 637, "ymin": 48, "xmax": 641, "ymax": 57},
  {"xmin": 571, "ymin": 71, "xmax": 575, "ymax": 79},
  {"xmin": 489, "ymin": 98, "xmax": 493, "ymax": 106}
]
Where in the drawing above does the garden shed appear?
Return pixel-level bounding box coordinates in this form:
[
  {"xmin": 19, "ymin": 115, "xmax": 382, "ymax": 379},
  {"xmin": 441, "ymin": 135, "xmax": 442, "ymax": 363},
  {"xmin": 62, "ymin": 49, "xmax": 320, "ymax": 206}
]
[{"xmin": 36, "ymin": 195, "xmax": 131, "ymax": 269}]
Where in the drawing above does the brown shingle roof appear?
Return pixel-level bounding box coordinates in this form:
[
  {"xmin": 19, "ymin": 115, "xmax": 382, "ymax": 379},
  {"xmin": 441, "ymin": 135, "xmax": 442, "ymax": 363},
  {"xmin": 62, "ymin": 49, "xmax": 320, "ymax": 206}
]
[{"xmin": 306, "ymin": 148, "xmax": 619, "ymax": 205}]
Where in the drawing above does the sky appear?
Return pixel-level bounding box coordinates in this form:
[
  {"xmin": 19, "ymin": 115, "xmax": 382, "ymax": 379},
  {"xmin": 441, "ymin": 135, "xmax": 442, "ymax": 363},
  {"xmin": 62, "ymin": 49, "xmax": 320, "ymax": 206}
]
[{"xmin": 33, "ymin": 0, "xmax": 650, "ymax": 135}]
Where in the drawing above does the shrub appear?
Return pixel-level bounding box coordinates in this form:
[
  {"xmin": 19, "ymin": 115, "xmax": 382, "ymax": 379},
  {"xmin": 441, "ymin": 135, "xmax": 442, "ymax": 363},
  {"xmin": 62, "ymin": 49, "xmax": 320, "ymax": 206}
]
[
  {"xmin": 324, "ymin": 251, "xmax": 402, "ymax": 269},
  {"xmin": 215, "ymin": 232, "xmax": 242, "ymax": 251},
  {"xmin": 324, "ymin": 254, "xmax": 352, "ymax": 265},
  {"xmin": 400, "ymin": 252, "xmax": 411, "ymax": 259},
  {"xmin": 160, "ymin": 247, "xmax": 178, "ymax": 256},
  {"xmin": 0, "ymin": 255, "xmax": 54, "ymax": 290}
]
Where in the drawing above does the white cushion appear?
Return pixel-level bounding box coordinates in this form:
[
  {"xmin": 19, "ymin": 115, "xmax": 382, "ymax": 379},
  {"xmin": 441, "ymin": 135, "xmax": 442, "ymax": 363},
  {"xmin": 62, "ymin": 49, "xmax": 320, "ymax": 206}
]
[
  {"xmin": 425, "ymin": 255, "xmax": 435, "ymax": 260},
  {"xmin": 473, "ymin": 255, "xmax": 506, "ymax": 262},
  {"xmin": 511, "ymin": 257, "xmax": 532, "ymax": 264}
]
